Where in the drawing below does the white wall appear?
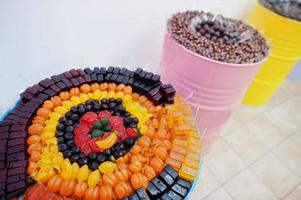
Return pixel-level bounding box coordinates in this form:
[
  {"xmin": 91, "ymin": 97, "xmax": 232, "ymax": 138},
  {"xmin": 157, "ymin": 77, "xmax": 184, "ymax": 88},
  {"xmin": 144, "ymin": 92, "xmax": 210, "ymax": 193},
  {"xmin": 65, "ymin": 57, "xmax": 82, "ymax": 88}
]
[{"xmin": 0, "ymin": 0, "xmax": 255, "ymax": 113}]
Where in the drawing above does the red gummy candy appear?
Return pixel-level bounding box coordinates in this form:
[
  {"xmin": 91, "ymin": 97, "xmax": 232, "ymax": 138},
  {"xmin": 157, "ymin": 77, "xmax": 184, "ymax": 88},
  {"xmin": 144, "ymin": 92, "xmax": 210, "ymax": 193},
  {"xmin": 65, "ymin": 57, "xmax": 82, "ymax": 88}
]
[
  {"xmin": 80, "ymin": 112, "xmax": 98, "ymax": 127},
  {"xmin": 109, "ymin": 116, "xmax": 123, "ymax": 127},
  {"xmin": 89, "ymin": 139, "xmax": 102, "ymax": 152},
  {"xmin": 80, "ymin": 143, "xmax": 92, "ymax": 156},
  {"xmin": 126, "ymin": 128, "xmax": 137, "ymax": 138},
  {"xmin": 98, "ymin": 110, "xmax": 112, "ymax": 120},
  {"xmin": 74, "ymin": 124, "xmax": 90, "ymax": 137}
]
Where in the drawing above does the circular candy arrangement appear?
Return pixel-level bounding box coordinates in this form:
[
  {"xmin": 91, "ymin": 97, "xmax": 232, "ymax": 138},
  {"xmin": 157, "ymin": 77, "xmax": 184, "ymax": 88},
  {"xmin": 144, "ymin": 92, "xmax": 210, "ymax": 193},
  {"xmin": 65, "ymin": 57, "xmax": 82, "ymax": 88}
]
[
  {"xmin": 0, "ymin": 67, "xmax": 201, "ymax": 200},
  {"xmin": 167, "ymin": 11, "xmax": 269, "ymax": 64}
]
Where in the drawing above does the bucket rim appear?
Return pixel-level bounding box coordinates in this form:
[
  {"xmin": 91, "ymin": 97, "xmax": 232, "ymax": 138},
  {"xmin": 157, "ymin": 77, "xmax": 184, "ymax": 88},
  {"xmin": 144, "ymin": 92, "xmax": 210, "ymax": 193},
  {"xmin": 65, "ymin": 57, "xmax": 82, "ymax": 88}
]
[
  {"xmin": 165, "ymin": 33, "xmax": 268, "ymax": 68},
  {"xmin": 256, "ymin": 0, "xmax": 301, "ymax": 26}
]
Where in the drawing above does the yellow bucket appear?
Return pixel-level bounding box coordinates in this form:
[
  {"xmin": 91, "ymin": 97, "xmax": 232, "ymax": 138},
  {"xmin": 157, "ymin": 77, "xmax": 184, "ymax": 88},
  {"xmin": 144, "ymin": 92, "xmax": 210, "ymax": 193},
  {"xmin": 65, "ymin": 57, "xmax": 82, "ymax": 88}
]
[{"xmin": 243, "ymin": 1, "xmax": 301, "ymax": 105}]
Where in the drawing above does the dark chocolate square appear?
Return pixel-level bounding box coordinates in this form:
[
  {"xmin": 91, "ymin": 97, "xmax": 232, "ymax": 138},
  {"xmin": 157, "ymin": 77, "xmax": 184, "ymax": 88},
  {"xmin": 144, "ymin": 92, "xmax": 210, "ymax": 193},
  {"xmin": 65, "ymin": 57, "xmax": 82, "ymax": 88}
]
[
  {"xmin": 43, "ymin": 89, "xmax": 56, "ymax": 97},
  {"xmin": 146, "ymin": 182, "xmax": 161, "ymax": 198},
  {"xmin": 7, "ymin": 181, "xmax": 25, "ymax": 192},
  {"xmin": 91, "ymin": 73, "xmax": 97, "ymax": 81},
  {"xmin": 10, "ymin": 125, "xmax": 25, "ymax": 132},
  {"xmin": 70, "ymin": 78, "xmax": 80, "ymax": 86},
  {"xmin": 62, "ymin": 79, "xmax": 72, "ymax": 87},
  {"xmin": 70, "ymin": 69, "xmax": 80, "ymax": 77},
  {"xmin": 51, "ymin": 75, "xmax": 61, "ymax": 82},
  {"xmin": 105, "ymin": 73, "xmax": 112, "ymax": 81},
  {"xmin": 8, "ymin": 138, "xmax": 25, "ymax": 147},
  {"xmin": 164, "ymin": 165, "xmax": 179, "ymax": 180},
  {"xmin": 97, "ymin": 74, "xmax": 104, "ymax": 82},
  {"xmin": 107, "ymin": 66, "xmax": 114, "ymax": 73},
  {"xmin": 77, "ymin": 76, "xmax": 85, "ymax": 84},
  {"xmin": 50, "ymin": 84, "xmax": 60, "ymax": 93},
  {"xmin": 8, "ymin": 167, "xmax": 25, "ymax": 176},
  {"xmin": 63, "ymin": 71, "xmax": 73, "ymax": 79},
  {"xmin": 176, "ymin": 178, "xmax": 192, "ymax": 190},
  {"xmin": 20, "ymin": 92, "xmax": 33, "ymax": 101},
  {"xmin": 7, "ymin": 174, "xmax": 25, "ymax": 184},
  {"xmin": 113, "ymin": 67, "xmax": 120, "ymax": 74},
  {"xmin": 110, "ymin": 74, "xmax": 118, "ymax": 82},
  {"xmin": 100, "ymin": 67, "xmax": 107, "ymax": 74},
  {"xmin": 36, "ymin": 93, "xmax": 49, "ymax": 101},
  {"xmin": 93, "ymin": 67, "xmax": 100, "ymax": 74},
  {"xmin": 84, "ymin": 74, "xmax": 92, "ymax": 82},
  {"xmin": 84, "ymin": 68, "xmax": 93, "ymax": 74},
  {"xmin": 7, "ymin": 152, "xmax": 25, "ymax": 162},
  {"xmin": 151, "ymin": 177, "xmax": 167, "ymax": 193},
  {"xmin": 57, "ymin": 81, "xmax": 67, "ymax": 90},
  {"xmin": 129, "ymin": 193, "xmax": 139, "ymax": 200},
  {"xmin": 26, "ymin": 87, "xmax": 39, "ymax": 95},
  {"xmin": 39, "ymin": 78, "xmax": 55, "ymax": 88},
  {"xmin": 159, "ymin": 170, "xmax": 175, "ymax": 187},
  {"xmin": 171, "ymin": 184, "xmax": 188, "ymax": 198},
  {"xmin": 77, "ymin": 69, "xmax": 85, "ymax": 76},
  {"xmin": 7, "ymin": 144, "xmax": 25, "ymax": 155},
  {"xmin": 9, "ymin": 131, "xmax": 26, "ymax": 139},
  {"xmin": 32, "ymin": 84, "xmax": 44, "ymax": 92}
]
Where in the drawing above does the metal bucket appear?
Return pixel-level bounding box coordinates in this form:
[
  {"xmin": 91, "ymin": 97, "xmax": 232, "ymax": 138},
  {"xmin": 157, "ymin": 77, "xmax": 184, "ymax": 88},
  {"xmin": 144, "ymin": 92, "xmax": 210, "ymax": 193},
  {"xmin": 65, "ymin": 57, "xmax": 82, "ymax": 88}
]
[
  {"xmin": 160, "ymin": 33, "xmax": 266, "ymax": 153},
  {"xmin": 243, "ymin": 1, "xmax": 301, "ymax": 105}
]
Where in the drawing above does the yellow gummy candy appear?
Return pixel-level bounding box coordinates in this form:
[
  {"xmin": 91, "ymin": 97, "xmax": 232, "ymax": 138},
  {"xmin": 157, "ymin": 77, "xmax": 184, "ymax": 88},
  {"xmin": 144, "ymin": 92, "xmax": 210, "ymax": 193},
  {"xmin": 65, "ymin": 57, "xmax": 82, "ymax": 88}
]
[
  {"xmin": 62, "ymin": 101, "xmax": 73, "ymax": 110},
  {"xmin": 101, "ymin": 91, "xmax": 108, "ymax": 99},
  {"xmin": 49, "ymin": 112, "xmax": 62, "ymax": 121},
  {"xmin": 87, "ymin": 92, "xmax": 94, "ymax": 99},
  {"xmin": 93, "ymin": 89, "xmax": 102, "ymax": 99},
  {"xmin": 79, "ymin": 93, "xmax": 89, "ymax": 103},
  {"xmin": 77, "ymin": 165, "xmax": 90, "ymax": 182},
  {"xmin": 108, "ymin": 90, "xmax": 115, "ymax": 98},
  {"xmin": 71, "ymin": 96, "xmax": 81, "ymax": 106},
  {"xmin": 60, "ymin": 159, "xmax": 73, "ymax": 180},
  {"xmin": 70, "ymin": 163, "xmax": 80, "ymax": 180},
  {"xmin": 115, "ymin": 91, "xmax": 124, "ymax": 99},
  {"xmin": 87, "ymin": 170, "xmax": 101, "ymax": 186},
  {"xmin": 54, "ymin": 106, "xmax": 68, "ymax": 115},
  {"xmin": 98, "ymin": 161, "xmax": 117, "ymax": 174}
]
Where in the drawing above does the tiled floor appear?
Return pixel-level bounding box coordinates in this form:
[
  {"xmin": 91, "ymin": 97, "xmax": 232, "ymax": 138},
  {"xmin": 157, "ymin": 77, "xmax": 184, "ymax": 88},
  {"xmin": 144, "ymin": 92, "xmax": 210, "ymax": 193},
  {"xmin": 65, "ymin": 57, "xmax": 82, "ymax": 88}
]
[{"xmin": 190, "ymin": 80, "xmax": 301, "ymax": 200}]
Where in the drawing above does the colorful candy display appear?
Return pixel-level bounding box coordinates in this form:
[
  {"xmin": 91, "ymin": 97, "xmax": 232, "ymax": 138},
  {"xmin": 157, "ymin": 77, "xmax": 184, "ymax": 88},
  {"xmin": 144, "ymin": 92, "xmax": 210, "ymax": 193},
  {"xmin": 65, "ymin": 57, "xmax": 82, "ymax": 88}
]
[{"xmin": 0, "ymin": 67, "xmax": 201, "ymax": 199}]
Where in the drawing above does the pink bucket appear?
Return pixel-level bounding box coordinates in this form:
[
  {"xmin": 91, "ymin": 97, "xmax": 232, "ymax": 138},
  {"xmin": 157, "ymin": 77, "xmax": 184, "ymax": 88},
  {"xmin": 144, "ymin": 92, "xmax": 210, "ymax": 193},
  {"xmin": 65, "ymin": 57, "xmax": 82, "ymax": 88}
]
[{"xmin": 160, "ymin": 33, "xmax": 266, "ymax": 153}]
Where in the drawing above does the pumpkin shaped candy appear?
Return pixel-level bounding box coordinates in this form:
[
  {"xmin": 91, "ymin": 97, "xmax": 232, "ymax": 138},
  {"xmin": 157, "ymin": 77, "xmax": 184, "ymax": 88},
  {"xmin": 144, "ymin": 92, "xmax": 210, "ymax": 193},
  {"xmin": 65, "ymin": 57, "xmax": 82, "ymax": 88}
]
[{"xmin": 99, "ymin": 185, "xmax": 113, "ymax": 200}]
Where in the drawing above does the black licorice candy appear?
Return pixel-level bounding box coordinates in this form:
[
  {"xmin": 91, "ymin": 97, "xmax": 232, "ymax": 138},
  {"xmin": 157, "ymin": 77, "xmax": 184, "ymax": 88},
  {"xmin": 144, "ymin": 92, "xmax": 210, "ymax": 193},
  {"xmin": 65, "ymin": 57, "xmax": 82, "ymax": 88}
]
[
  {"xmin": 171, "ymin": 183, "xmax": 188, "ymax": 198},
  {"xmin": 164, "ymin": 165, "xmax": 179, "ymax": 180},
  {"xmin": 70, "ymin": 78, "xmax": 80, "ymax": 86},
  {"xmin": 113, "ymin": 67, "xmax": 120, "ymax": 74},
  {"xmin": 146, "ymin": 182, "xmax": 161, "ymax": 199},
  {"xmin": 84, "ymin": 68, "xmax": 93, "ymax": 74},
  {"xmin": 84, "ymin": 74, "xmax": 92, "ymax": 83},
  {"xmin": 135, "ymin": 188, "xmax": 150, "ymax": 200},
  {"xmin": 97, "ymin": 74, "xmax": 104, "ymax": 82},
  {"xmin": 62, "ymin": 79, "xmax": 73, "ymax": 88},
  {"xmin": 128, "ymin": 193, "xmax": 139, "ymax": 200},
  {"xmin": 161, "ymin": 193, "xmax": 172, "ymax": 200},
  {"xmin": 105, "ymin": 73, "xmax": 112, "ymax": 81},
  {"xmin": 151, "ymin": 177, "xmax": 167, "ymax": 194},
  {"xmin": 176, "ymin": 178, "xmax": 192, "ymax": 190},
  {"xmin": 77, "ymin": 76, "xmax": 85, "ymax": 84},
  {"xmin": 167, "ymin": 190, "xmax": 182, "ymax": 200},
  {"xmin": 57, "ymin": 81, "xmax": 67, "ymax": 90},
  {"xmin": 107, "ymin": 66, "xmax": 114, "ymax": 73},
  {"xmin": 93, "ymin": 67, "xmax": 100, "ymax": 74},
  {"xmin": 91, "ymin": 73, "xmax": 97, "ymax": 81},
  {"xmin": 159, "ymin": 170, "xmax": 175, "ymax": 187}
]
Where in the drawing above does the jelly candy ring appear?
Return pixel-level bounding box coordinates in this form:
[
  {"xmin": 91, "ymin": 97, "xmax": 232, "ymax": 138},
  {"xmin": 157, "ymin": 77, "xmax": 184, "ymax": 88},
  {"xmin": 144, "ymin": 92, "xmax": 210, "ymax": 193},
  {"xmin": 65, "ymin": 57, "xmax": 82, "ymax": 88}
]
[{"xmin": 0, "ymin": 67, "xmax": 201, "ymax": 200}]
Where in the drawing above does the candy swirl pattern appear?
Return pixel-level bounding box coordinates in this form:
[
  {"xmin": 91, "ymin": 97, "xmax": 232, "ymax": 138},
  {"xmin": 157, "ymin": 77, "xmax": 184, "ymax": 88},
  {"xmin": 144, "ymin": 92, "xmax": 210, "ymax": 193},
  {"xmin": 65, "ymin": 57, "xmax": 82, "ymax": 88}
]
[{"xmin": 0, "ymin": 67, "xmax": 201, "ymax": 200}]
